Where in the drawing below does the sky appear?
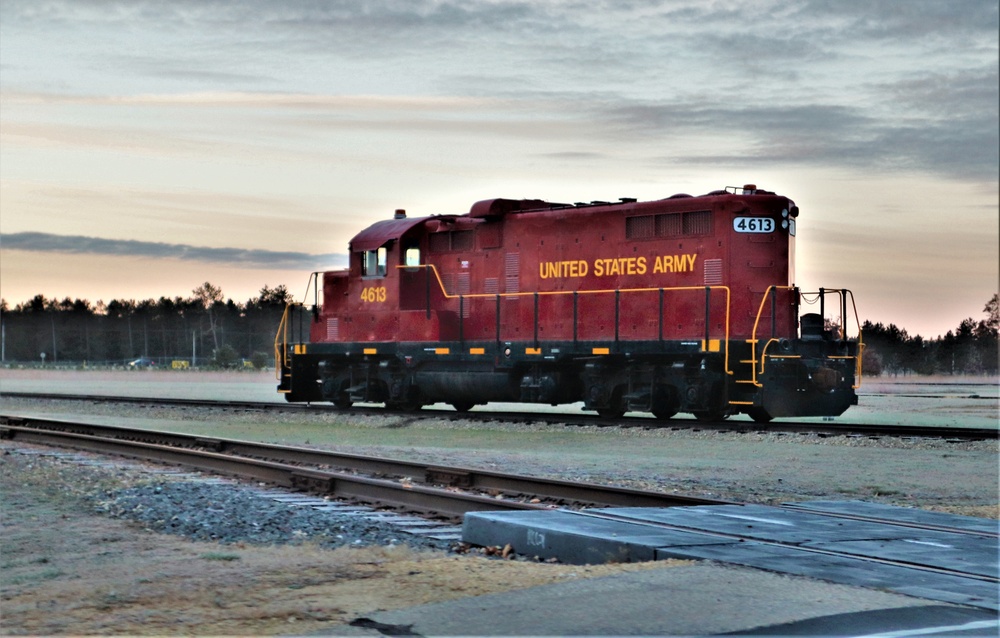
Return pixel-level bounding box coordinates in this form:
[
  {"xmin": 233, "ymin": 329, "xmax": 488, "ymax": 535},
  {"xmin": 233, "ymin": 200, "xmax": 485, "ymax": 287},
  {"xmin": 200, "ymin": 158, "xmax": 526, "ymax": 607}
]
[{"xmin": 1, "ymin": 0, "xmax": 997, "ymax": 339}]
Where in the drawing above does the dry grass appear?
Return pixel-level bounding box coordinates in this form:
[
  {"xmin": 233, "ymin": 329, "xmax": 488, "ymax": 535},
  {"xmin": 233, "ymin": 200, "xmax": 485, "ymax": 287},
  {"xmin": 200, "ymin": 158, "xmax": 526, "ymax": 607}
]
[{"xmin": 0, "ymin": 451, "xmax": 680, "ymax": 636}]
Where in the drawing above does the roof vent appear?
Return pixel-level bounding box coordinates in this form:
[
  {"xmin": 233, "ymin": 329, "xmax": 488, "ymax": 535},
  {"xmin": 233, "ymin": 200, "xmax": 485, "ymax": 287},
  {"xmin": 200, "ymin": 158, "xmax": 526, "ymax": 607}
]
[
  {"xmin": 743, "ymin": 184, "xmax": 757, "ymax": 193},
  {"xmin": 394, "ymin": 209, "xmax": 406, "ymax": 219}
]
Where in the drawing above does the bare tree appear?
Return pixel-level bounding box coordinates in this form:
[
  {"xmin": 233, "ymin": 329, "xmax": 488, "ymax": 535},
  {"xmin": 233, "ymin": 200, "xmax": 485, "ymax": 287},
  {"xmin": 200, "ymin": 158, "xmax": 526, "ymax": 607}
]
[{"xmin": 192, "ymin": 282, "xmax": 224, "ymax": 352}]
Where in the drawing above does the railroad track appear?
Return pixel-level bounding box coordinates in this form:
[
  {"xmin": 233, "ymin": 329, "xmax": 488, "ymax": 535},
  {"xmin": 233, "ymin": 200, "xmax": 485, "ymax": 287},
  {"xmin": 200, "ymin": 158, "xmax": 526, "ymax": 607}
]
[
  {"xmin": 2, "ymin": 391, "xmax": 996, "ymax": 440},
  {"xmin": 0, "ymin": 414, "xmax": 732, "ymax": 522},
  {"xmin": 4, "ymin": 413, "xmax": 995, "ymax": 601}
]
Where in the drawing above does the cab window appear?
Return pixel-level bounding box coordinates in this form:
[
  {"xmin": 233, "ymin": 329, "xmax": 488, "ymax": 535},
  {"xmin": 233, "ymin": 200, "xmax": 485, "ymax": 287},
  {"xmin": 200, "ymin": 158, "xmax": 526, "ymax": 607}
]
[
  {"xmin": 362, "ymin": 247, "xmax": 387, "ymax": 277},
  {"xmin": 404, "ymin": 246, "xmax": 421, "ymax": 267}
]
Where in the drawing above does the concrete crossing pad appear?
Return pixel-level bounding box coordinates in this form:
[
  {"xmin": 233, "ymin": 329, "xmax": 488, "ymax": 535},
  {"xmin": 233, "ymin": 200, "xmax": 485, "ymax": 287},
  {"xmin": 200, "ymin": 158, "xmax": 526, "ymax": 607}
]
[{"xmin": 462, "ymin": 500, "xmax": 999, "ymax": 610}]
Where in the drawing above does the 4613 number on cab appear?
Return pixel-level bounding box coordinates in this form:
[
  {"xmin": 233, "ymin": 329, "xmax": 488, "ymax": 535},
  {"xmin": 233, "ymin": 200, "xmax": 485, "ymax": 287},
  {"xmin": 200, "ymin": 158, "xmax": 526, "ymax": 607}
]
[{"xmin": 361, "ymin": 286, "xmax": 387, "ymax": 303}]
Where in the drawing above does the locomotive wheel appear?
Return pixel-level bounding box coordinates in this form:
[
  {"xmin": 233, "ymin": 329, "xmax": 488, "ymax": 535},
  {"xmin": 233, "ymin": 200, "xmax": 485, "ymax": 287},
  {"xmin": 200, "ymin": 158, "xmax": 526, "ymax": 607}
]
[
  {"xmin": 693, "ymin": 380, "xmax": 727, "ymax": 422},
  {"xmin": 747, "ymin": 407, "xmax": 773, "ymax": 423},
  {"xmin": 451, "ymin": 402, "xmax": 475, "ymax": 413},
  {"xmin": 323, "ymin": 379, "xmax": 353, "ymax": 410},
  {"xmin": 597, "ymin": 386, "xmax": 626, "ymax": 419},
  {"xmin": 386, "ymin": 381, "xmax": 423, "ymax": 412},
  {"xmin": 651, "ymin": 386, "xmax": 678, "ymax": 420},
  {"xmin": 332, "ymin": 394, "xmax": 353, "ymax": 410}
]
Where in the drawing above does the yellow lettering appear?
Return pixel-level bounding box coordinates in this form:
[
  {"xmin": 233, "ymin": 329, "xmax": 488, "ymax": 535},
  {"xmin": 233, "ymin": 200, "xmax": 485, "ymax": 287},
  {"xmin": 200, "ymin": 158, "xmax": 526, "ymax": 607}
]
[
  {"xmin": 360, "ymin": 286, "xmax": 387, "ymax": 303},
  {"xmin": 540, "ymin": 260, "xmax": 590, "ymax": 279},
  {"xmin": 539, "ymin": 254, "xmax": 690, "ymax": 280},
  {"xmin": 653, "ymin": 254, "xmax": 697, "ymax": 275}
]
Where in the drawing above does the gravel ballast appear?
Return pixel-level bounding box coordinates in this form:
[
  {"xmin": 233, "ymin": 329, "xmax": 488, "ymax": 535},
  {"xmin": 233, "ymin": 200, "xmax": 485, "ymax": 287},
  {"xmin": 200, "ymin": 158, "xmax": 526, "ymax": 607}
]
[{"xmin": 96, "ymin": 478, "xmax": 456, "ymax": 552}]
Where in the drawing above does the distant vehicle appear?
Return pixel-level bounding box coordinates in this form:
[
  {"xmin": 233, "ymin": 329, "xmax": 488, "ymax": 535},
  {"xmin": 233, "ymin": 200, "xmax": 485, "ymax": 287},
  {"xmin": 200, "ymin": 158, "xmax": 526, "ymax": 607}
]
[{"xmin": 128, "ymin": 358, "xmax": 157, "ymax": 368}]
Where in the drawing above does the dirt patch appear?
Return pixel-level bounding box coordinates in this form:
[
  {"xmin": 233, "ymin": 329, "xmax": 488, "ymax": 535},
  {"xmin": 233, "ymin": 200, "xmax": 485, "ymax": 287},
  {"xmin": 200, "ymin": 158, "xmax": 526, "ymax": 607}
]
[{"xmin": 0, "ymin": 450, "xmax": 682, "ymax": 636}]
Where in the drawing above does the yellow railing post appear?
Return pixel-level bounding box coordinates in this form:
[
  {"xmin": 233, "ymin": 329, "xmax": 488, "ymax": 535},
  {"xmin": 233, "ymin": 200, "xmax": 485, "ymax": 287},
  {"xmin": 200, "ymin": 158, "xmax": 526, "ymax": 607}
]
[
  {"xmin": 396, "ymin": 264, "xmax": 733, "ymax": 373},
  {"xmin": 274, "ymin": 302, "xmax": 300, "ymax": 382},
  {"xmin": 747, "ymin": 286, "xmax": 865, "ymax": 390}
]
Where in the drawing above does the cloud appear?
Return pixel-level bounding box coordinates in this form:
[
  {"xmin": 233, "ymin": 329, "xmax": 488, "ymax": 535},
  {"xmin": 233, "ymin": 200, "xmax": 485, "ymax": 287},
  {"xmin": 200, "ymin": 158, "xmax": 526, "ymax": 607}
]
[
  {"xmin": 597, "ymin": 89, "xmax": 998, "ymax": 181},
  {"xmin": 792, "ymin": 0, "xmax": 999, "ymax": 40},
  {"xmin": 2, "ymin": 232, "xmax": 347, "ymax": 271},
  {"xmin": 1, "ymin": 1, "xmax": 996, "ymax": 184},
  {"xmin": 0, "ymin": 90, "xmax": 496, "ymax": 111}
]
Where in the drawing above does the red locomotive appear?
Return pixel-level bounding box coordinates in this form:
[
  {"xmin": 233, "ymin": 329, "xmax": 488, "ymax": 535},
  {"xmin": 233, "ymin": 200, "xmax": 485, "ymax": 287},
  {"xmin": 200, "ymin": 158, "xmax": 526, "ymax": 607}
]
[{"xmin": 276, "ymin": 184, "xmax": 863, "ymax": 422}]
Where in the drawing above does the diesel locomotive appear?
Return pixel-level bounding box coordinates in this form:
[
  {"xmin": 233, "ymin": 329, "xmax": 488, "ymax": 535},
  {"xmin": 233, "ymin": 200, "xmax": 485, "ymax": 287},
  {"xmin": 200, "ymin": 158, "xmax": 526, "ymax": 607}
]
[{"xmin": 276, "ymin": 184, "xmax": 863, "ymax": 422}]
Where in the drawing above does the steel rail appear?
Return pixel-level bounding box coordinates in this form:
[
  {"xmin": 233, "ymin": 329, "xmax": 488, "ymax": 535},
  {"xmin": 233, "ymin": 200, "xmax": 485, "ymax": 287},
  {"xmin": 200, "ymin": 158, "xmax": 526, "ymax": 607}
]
[
  {"xmin": 0, "ymin": 415, "xmax": 731, "ymax": 514},
  {"xmin": 0, "ymin": 421, "xmax": 550, "ymax": 521},
  {"xmin": 1, "ymin": 391, "xmax": 995, "ymax": 440},
  {"xmin": 779, "ymin": 503, "xmax": 999, "ymax": 539},
  {"xmin": 0, "ymin": 391, "xmax": 298, "ymax": 411}
]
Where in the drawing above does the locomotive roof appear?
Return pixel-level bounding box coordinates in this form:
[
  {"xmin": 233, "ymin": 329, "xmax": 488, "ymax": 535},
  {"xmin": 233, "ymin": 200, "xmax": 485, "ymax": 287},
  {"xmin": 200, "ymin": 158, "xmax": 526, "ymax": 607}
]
[
  {"xmin": 351, "ymin": 214, "xmax": 477, "ymax": 251},
  {"xmin": 350, "ymin": 185, "xmax": 787, "ymax": 251},
  {"xmin": 349, "ymin": 216, "xmax": 432, "ymax": 251}
]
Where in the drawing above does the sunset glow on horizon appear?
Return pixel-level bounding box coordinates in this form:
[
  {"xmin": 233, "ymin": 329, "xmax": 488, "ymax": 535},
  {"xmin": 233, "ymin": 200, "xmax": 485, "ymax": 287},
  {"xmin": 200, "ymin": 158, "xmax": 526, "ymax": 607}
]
[{"xmin": 1, "ymin": 1, "xmax": 997, "ymax": 340}]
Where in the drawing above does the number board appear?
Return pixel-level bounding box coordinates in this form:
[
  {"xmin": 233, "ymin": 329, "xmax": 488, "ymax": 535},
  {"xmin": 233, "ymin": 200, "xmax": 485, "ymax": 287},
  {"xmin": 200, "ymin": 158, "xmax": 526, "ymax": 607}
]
[{"xmin": 733, "ymin": 217, "xmax": 775, "ymax": 233}]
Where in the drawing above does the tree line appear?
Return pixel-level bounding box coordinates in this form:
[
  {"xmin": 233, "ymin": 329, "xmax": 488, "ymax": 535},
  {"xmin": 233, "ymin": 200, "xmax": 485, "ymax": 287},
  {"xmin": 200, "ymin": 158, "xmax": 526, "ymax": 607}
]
[
  {"xmin": 1, "ymin": 285, "xmax": 997, "ymax": 376},
  {"xmin": 0, "ymin": 283, "xmax": 293, "ymax": 369},
  {"xmin": 860, "ymin": 295, "xmax": 998, "ymax": 377}
]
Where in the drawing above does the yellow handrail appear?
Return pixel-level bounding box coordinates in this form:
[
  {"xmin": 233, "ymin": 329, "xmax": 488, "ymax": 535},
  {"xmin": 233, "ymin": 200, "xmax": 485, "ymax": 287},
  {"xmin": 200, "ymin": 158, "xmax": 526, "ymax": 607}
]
[
  {"xmin": 845, "ymin": 290, "xmax": 865, "ymax": 389},
  {"xmin": 273, "ymin": 302, "xmax": 301, "ymax": 382},
  {"xmin": 746, "ymin": 286, "xmax": 793, "ymax": 387},
  {"xmin": 747, "ymin": 286, "xmax": 865, "ymax": 389},
  {"xmin": 398, "ymin": 263, "xmax": 733, "ymax": 374}
]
